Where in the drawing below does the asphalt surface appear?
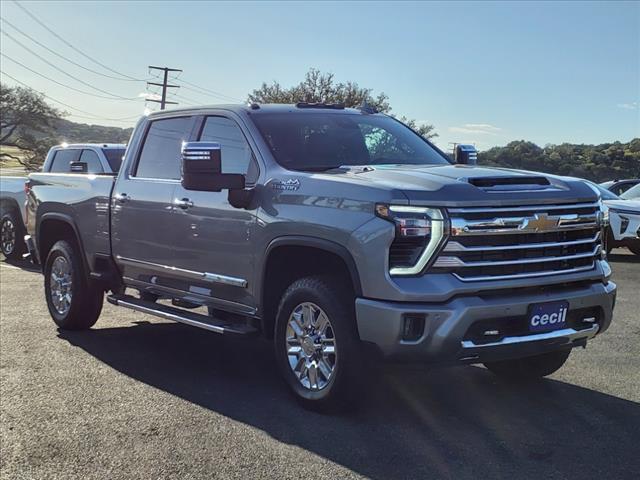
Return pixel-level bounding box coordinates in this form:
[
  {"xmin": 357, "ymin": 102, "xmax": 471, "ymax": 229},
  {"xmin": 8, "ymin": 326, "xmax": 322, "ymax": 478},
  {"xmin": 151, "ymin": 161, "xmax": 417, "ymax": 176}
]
[{"xmin": 1, "ymin": 251, "xmax": 639, "ymax": 479}]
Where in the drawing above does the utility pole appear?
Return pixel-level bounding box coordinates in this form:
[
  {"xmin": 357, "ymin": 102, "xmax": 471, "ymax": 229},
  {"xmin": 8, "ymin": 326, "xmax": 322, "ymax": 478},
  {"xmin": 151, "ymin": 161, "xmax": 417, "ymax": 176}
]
[{"xmin": 146, "ymin": 66, "xmax": 182, "ymax": 110}]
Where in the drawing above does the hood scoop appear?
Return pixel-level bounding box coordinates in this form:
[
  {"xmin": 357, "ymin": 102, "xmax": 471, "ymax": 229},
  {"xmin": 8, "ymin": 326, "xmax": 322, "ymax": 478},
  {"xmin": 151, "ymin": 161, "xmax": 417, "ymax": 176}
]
[{"xmin": 462, "ymin": 175, "xmax": 553, "ymax": 192}]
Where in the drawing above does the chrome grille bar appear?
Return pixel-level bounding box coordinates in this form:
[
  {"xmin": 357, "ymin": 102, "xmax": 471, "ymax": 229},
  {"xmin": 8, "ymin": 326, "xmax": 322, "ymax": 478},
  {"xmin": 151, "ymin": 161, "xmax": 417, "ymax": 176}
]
[{"xmin": 438, "ymin": 201, "xmax": 602, "ymax": 282}]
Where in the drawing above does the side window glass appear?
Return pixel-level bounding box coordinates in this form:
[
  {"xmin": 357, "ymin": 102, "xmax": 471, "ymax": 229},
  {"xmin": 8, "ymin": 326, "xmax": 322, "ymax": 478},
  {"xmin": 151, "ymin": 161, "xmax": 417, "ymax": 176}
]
[
  {"xmin": 199, "ymin": 116, "xmax": 258, "ymax": 182},
  {"xmin": 49, "ymin": 149, "xmax": 80, "ymax": 172},
  {"xmin": 135, "ymin": 116, "xmax": 193, "ymax": 179},
  {"xmin": 79, "ymin": 150, "xmax": 104, "ymax": 173}
]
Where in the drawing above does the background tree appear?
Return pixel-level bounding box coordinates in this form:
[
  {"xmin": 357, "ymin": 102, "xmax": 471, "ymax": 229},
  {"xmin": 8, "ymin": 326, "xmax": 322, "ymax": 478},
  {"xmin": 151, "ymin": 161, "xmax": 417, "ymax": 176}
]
[
  {"xmin": 248, "ymin": 68, "xmax": 438, "ymax": 140},
  {"xmin": 1, "ymin": 83, "xmax": 63, "ymax": 170},
  {"xmin": 479, "ymin": 139, "xmax": 640, "ymax": 182}
]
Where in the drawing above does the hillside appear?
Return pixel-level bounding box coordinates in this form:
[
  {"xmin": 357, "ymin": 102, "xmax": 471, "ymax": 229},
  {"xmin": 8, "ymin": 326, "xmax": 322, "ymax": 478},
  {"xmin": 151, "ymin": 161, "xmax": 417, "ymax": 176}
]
[
  {"xmin": 44, "ymin": 118, "xmax": 134, "ymax": 144},
  {"xmin": 478, "ymin": 139, "xmax": 640, "ymax": 183}
]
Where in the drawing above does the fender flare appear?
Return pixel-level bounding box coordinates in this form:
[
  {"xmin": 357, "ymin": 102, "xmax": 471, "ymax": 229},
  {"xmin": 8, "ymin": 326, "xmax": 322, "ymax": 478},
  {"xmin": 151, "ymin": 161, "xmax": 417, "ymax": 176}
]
[
  {"xmin": 37, "ymin": 212, "xmax": 89, "ymax": 272},
  {"xmin": 261, "ymin": 235, "xmax": 362, "ymax": 298}
]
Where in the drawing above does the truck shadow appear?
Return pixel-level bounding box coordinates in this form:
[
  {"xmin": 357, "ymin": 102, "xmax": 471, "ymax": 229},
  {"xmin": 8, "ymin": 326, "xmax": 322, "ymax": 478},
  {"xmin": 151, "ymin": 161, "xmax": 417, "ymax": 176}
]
[
  {"xmin": 1, "ymin": 257, "xmax": 41, "ymax": 272},
  {"xmin": 58, "ymin": 322, "xmax": 640, "ymax": 479},
  {"xmin": 608, "ymin": 251, "xmax": 640, "ymax": 263}
]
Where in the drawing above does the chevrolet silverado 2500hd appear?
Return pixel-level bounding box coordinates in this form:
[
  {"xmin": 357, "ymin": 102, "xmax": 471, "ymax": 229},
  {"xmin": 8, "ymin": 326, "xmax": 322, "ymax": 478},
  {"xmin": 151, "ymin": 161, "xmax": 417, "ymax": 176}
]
[{"xmin": 25, "ymin": 104, "xmax": 616, "ymax": 410}]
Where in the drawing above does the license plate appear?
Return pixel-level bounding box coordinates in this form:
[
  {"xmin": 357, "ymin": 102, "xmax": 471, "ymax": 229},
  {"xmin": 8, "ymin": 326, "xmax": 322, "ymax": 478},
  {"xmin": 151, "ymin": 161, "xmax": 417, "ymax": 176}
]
[{"xmin": 529, "ymin": 301, "xmax": 569, "ymax": 332}]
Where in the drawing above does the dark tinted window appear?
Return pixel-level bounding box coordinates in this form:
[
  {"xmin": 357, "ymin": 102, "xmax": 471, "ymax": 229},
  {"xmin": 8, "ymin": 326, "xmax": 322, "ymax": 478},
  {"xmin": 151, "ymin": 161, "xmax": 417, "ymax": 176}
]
[
  {"xmin": 252, "ymin": 112, "xmax": 449, "ymax": 171},
  {"xmin": 102, "ymin": 148, "xmax": 126, "ymax": 172},
  {"xmin": 49, "ymin": 149, "xmax": 80, "ymax": 172},
  {"xmin": 199, "ymin": 116, "xmax": 257, "ymax": 181},
  {"xmin": 136, "ymin": 117, "xmax": 193, "ymax": 179},
  {"xmin": 79, "ymin": 149, "xmax": 104, "ymax": 173}
]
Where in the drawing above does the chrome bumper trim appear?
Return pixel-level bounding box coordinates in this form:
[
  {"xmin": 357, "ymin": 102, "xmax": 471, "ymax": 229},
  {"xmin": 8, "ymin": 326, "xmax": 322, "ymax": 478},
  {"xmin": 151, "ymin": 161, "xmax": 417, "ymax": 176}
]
[{"xmin": 461, "ymin": 324, "xmax": 599, "ymax": 349}]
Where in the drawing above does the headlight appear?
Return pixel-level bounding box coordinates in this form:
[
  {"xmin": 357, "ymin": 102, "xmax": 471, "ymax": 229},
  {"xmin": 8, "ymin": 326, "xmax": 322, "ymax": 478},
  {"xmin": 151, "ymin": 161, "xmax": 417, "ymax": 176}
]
[{"xmin": 375, "ymin": 204, "xmax": 447, "ymax": 276}]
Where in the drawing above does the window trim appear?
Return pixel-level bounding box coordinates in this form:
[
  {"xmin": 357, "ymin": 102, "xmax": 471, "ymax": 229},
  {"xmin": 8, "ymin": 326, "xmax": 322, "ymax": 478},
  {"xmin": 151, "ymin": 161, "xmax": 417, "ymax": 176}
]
[
  {"xmin": 49, "ymin": 148, "xmax": 81, "ymax": 173},
  {"xmin": 130, "ymin": 115, "xmax": 195, "ymax": 182}
]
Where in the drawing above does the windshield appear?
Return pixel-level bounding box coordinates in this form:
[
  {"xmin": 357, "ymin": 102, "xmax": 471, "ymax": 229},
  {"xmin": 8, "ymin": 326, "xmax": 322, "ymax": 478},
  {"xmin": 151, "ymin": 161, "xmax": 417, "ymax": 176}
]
[
  {"xmin": 102, "ymin": 148, "xmax": 126, "ymax": 172},
  {"xmin": 252, "ymin": 112, "xmax": 450, "ymax": 171},
  {"xmin": 620, "ymin": 183, "xmax": 640, "ymax": 200}
]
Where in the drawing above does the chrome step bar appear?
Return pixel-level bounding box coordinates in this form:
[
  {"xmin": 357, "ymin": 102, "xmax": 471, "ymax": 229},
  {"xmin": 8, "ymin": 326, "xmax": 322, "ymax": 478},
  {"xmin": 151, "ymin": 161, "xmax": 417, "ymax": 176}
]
[{"xmin": 106, "ymin": 294, "xmax": 258, "ymax": 336}]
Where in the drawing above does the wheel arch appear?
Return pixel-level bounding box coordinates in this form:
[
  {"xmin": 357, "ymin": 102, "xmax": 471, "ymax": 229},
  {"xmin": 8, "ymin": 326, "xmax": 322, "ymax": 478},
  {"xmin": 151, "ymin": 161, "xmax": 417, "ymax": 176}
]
[
  {"xmin": 37, "ymin": 212, "xmax": 89, "ymax": 273},
  {"xmin": 259, "ymin": 236, "xmax": 362, "ymax": 338}
]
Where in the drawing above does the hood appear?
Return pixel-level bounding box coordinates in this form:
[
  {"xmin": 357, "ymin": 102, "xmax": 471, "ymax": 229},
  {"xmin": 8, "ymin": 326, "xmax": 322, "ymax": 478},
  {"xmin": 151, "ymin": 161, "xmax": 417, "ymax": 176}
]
[
  {"xmin": 314, "ymin": 164, "xmax": 598, "ymax": 207},
  {"xmin": 604, "ymin": 199, "xmax": 640, "ymax": 212}
]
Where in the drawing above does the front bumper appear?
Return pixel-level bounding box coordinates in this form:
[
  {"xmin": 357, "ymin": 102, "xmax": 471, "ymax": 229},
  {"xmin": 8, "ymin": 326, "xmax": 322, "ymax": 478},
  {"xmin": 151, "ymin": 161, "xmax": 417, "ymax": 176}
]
[{"xmin": 355, "ymin": 280, "xmax": 616, "ymax": 363}]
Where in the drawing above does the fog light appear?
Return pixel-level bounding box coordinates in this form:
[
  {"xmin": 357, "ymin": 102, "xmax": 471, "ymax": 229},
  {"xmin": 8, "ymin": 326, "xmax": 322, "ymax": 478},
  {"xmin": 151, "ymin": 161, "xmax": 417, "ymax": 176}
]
[{"xmin": 402, "ymin": 314, "xmax": 425, "ymax": 341}]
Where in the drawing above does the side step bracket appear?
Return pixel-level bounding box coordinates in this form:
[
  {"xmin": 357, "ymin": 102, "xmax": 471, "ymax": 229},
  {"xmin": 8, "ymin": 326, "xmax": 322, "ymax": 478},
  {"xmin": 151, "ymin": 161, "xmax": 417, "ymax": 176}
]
[{"xmin": 106, "ymin": 294, "xmax": 258, "ymax": 336}]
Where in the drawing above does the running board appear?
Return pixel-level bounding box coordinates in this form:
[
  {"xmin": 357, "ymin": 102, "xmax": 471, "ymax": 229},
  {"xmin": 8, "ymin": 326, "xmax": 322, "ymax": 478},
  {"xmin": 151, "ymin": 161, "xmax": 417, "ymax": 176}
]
[{"xmin": 106, "ymin": 294, "xmax": 258, "ymax": 336}]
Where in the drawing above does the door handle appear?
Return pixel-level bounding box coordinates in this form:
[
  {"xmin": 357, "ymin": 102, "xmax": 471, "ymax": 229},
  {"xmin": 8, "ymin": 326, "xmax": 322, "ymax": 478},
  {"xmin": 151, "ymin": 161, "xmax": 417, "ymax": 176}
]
[
  {"xmin": 174, "ymin": 198, "xmax": 194, "ymax": 209},
  {"xmin": 115, "ymin": 193, "xmax": 130, "ymax": 203}
]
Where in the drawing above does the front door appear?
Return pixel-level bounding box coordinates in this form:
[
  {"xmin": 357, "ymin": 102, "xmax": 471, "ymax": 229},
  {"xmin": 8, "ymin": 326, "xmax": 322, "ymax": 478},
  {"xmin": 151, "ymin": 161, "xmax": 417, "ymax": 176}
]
[
  {"xmin": 111, "ymin": 115, "xmax": 195, "ymax": 290},
  {"xmin": 170, "ymin": 114, "xmax": 260, "ymax": 314}
]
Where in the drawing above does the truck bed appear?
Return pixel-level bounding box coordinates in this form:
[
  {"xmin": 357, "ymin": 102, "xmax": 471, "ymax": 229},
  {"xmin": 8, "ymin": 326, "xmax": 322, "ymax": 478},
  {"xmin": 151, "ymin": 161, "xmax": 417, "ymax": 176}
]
[{"xmin": 26, "ymin": 173, "xmax": 116, "ymax": 267}]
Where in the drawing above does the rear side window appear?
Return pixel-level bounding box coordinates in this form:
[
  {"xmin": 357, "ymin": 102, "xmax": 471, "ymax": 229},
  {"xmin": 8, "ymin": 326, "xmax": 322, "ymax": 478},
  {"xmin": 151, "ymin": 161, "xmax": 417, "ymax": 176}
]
[
  {"xmin": 79, "ymin": 150, "xmax": 104, "ymax": 173},
  {"xmin": 49, "ymin": 149, "xmax": 80, "ymax": 172},
  {"xmin": 135, "ymin": 117, "xmax": 193, "ymax": 179},
  {"xmin": 102, "ymin": 148, "xmax": 126, "ymax": 172}
]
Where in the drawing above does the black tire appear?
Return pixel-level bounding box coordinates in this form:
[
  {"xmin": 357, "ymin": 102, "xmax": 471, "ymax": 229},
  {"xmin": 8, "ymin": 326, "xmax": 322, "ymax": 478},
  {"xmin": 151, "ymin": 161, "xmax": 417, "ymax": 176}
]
[
  {"xmin": 484, "ymin": 348, "xmax": 571, "ymax": 381},
  {"xmin": 628, "ymin": 243, "xmax": 640, "ymax": 256},
  {"xmin": 44, "ymin": 239, "xmax": 103, "ymax": 330},
  {"xmin": 274, "ymin": 275, "xmax": 363, "ymax": 412},
  {"xmin": 1, "ymin": 209, "xmax": 26, "ymax": 260}
]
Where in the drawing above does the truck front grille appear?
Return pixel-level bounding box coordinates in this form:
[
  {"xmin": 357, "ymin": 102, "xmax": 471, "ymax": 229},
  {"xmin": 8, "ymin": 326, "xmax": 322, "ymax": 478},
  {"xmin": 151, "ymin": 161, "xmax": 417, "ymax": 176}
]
[{"xmin": 434, "ymin": 202, "xmax": 602, "ymax": 281}]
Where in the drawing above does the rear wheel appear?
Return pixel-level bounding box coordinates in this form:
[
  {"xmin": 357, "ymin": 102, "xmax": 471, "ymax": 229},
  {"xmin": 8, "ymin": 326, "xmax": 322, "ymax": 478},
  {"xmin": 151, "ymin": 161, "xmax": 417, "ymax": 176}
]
[
  {"xmin": 274, "ymin": 276, "xmax": 363, "ymax": 412},
  {"xmin": 44, "ymin": 240, "xmax": 103, "ymax": 330},
  {"xmin": 484, "ymin": 348, "xmax": 571, "ymax": 380},
  {"xmin": 0, "ymin": 209, "xmax": 25, "ymax": 260}
]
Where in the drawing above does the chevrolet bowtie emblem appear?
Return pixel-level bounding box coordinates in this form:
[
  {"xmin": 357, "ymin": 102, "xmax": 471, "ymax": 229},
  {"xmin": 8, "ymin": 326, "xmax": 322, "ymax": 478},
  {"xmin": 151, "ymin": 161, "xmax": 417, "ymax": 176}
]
[{"xmin": 521, "ymin": 213, "xmax": 560, "ymax": 232}]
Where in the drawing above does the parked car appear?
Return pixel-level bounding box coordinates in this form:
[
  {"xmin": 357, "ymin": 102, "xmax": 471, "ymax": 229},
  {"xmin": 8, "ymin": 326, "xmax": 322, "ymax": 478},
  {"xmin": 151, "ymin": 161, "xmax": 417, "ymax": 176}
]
[
  {"xmin": 591, "ymin": 183, "xmax": 640, "ymax": 255},
  {"xmin": 25, "ymin": 104, "xmax": 616, "ymax": 410},
  {"xmin": 600, "ymin": 178, "xmax": 639, "ymax": 196},
  {"xmin": 1, "ymin": 144, "xmax": 126, "ymax": 260},
  {"xmin": 0, "ymin": 176, "xmax": 27, "ymax": 259}
]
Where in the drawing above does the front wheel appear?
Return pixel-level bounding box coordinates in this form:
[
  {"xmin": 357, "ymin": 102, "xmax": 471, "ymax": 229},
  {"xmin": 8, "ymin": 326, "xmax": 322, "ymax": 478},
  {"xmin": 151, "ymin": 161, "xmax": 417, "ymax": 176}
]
[
  {"xmin": 44, "ymin": 240, "xmax": 103, "ymax": 330},
  {"xmin": 484, "ymin": 348, "xmax": 571, "ymax": 381},
  {"xmin": 274, "ymin": 276, "xmax": 364, "ymax": 412}
]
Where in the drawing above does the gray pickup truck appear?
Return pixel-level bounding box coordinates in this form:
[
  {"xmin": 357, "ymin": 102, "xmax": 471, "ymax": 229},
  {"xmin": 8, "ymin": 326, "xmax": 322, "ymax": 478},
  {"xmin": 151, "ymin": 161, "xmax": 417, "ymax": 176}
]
[{"xmin": 25, "ymin": 104, "xmax": 616, "ymax": 410}]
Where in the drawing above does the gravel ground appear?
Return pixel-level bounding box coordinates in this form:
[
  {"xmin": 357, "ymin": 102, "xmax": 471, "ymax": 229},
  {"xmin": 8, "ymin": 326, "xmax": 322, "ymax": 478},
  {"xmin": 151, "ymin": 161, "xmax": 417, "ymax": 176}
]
[{"xmin": 1, "ymin": 251, "xmax": 639, "ymax": 479}]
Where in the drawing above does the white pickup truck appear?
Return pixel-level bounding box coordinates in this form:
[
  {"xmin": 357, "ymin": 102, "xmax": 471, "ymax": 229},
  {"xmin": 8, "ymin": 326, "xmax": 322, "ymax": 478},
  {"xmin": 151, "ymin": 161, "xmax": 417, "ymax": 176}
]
[{"xmin": 1, "ymin": 143, "xmax": 125, "ymax": 259}]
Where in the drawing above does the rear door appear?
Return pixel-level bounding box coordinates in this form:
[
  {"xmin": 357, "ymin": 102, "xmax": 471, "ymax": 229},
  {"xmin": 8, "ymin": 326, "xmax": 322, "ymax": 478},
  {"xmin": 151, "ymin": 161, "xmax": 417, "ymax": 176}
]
[{"xmin": 111, "ymin": 115, "xmax": 196, "ymax": 289}]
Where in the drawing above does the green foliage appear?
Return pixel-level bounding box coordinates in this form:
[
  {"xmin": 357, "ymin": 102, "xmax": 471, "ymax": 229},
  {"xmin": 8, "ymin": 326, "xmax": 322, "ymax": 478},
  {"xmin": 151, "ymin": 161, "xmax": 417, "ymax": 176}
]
[
  {"xmin": 479, "ymin": 139, "xmax": 640, "ymax": 182},
  {"xmin": 248, "ymin": 68, "xmax": 438, "ymax": 140},
  {"xmin": 1, "ymin": 82, "xmax": 62, "ymax": 170}
]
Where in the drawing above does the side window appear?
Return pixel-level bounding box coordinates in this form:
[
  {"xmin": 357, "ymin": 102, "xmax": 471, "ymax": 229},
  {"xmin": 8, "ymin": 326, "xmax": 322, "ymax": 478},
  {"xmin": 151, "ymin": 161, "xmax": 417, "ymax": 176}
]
[
  {"xmin": 199, "ymin": 116, "xmax": 258, "ymax": 182},
  {"xmin": 49, "ymin": 149, "xmax": 80, "ymax": 172},
  {"xmin": 135, "ymin": 116, "xmax": 193, "ymax": 179},
  {"xmin": 79, "ymin": 150, "xmax": 104, "ymax": 174}
]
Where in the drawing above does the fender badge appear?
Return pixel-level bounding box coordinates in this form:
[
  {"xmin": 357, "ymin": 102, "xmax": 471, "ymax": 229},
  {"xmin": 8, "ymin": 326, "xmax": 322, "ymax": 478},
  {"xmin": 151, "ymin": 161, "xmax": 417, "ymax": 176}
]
[{"xmin": 271, "ymin": 179, "xmax": 300, "ymax": 191}]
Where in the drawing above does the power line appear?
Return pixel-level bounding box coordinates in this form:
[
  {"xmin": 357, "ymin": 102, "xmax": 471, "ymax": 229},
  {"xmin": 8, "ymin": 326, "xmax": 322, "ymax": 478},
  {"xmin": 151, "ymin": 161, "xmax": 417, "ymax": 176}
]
[
  {"xmin": 13, "ymin": 0, "xmax": 147, "ymax": 82},
  {"xmin": 0, "ymin": 17, "xmax": 146, "ymax": 83},
  {"xmin": 0, "ymin": 70, "xmax": 142, "ymax": 122},
  {"xmin": 178, "ymin": 79, "xmax": 243, "ymax": 103},
  {"xmin": 1, "ymin": 30, "xmax": 141, "ymax": 100},
  {"xmin": 1, "ymin": 52, "xmax": 137, "ymax": 100}
]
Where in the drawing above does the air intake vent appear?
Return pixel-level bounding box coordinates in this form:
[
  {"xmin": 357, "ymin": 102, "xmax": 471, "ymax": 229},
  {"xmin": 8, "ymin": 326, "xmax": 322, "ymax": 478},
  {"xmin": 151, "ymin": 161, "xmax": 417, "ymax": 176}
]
[{"xmin": 467, "ymin": 176, "xmax": 550, "ymax": 188}]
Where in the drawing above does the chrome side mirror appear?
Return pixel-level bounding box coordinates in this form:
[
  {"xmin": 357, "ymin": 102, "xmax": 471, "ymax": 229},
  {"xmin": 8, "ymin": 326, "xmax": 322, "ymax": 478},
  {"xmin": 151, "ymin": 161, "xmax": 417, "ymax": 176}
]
[{"xmin": 181, "ymin": 141, "xmax": 245, "ymax": 192}]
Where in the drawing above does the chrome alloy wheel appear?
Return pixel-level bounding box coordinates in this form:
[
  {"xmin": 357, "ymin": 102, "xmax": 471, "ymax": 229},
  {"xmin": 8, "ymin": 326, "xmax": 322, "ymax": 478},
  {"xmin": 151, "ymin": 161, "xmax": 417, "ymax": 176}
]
[
  {"xmin": 286, "ymin": 302, "xmax": 337, "ymax": 391},
  {"xmin": 50, "ymin": 256, "xmax": 73, "ymax": 315},
  {"xmin": 1, "ymin": 218, "xmax": 16, "ymax": 255}
]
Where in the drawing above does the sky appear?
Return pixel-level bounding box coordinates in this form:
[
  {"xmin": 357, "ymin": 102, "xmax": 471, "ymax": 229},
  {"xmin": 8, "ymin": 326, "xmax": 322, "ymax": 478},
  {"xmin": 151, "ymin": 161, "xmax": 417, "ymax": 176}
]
[{"xmin": 0, "ymin": 0, "xmax": 638, "ymax": 151}]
